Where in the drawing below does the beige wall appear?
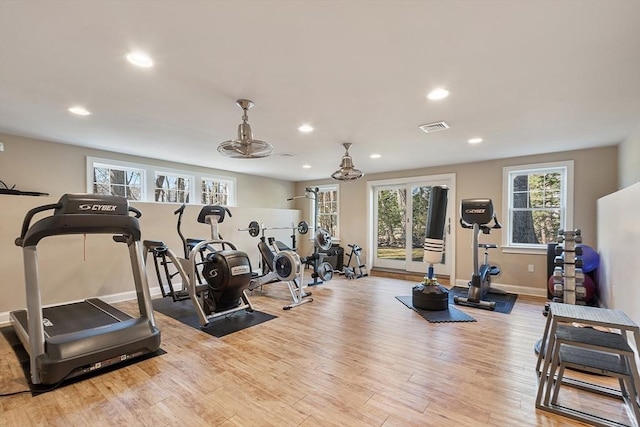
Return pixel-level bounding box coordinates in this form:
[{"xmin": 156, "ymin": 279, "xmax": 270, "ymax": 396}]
[
  {"xmin": 0, "ymin": 132, "xmax": 625, "ymax": 318},
  {"xmin": 0, "ymin": 134, "xmax": 298, "ymax": 320},
  {"xmin": 296, "ymin": 146, "xmax": 618, "ymax": 296},
  {"xmin": 0, "ymin": 133, "xmax": 294, "ymax": 209},
  {"xmin": 618, "ymin": 123, "xmax": 640, "ymax": 189}
]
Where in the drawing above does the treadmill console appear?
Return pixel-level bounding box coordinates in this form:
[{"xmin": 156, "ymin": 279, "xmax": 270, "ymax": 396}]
[
  {"xmin": 16, "ymin": 193, "xmax": 142, "ymax": 247},
  {"xmin": 54, "ymin": 194, "xmax": 129, "ymax": 216}
]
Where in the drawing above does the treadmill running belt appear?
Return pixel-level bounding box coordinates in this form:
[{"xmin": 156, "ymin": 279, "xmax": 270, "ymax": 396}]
[{"xmin": 37, "ymin": 300, "xmax": 132, "ymax": 336}]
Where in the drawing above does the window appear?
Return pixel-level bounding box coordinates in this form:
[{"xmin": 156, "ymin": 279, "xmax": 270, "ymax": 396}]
[
  {"xmin": 92, "ymin": 162, "xmax": 144, "ymax": 200},
  {"xmin": 154, "ymin": 172, "xmax": 191, "ymax": 203},
  {"xmin": 201, "ymin": 178, "xmax": 232, "ymax": 205},
  {"xmin": 314, "ymin": 185, "xmax": 339, "ymax": 237},
  {"xmin": 503, "ymin": 161, "xmax": 573, "ymax": 251},
  {"xmin": 87, "ymin": 157, "xmax": 236, "ymax": 206}
]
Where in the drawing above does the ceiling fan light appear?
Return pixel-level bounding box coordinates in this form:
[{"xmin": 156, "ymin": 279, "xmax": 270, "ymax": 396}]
[
  {"xmin": 217, "ymin": 99, "xmax": 273, "ymax": 159},
  {"xmin": 331, "ymin": 143, "xmax": 364, "ymax": 181}
]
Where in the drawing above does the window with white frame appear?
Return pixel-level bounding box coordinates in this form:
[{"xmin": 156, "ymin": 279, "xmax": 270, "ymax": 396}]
[
  {"xmin": 92, "ymin": 162, "xmax": 144, "ymax": 200},
  {"xmin": 87, "ymin": 157, "xmax": 236, "ymax": 206},
  {"xmin": 201, "ymin": 177, "xmax": 232, "ymax": 205},
  {"xmin": 154, "ymin": 172, "xmax": 192, "ymax": 203},
  {"xmin": 314, "ymin": 185, "xmax": 339, "ymax": 237},
  {"xmin": 502, "ymin": 161, "xmax": 573, "ymax": 251}
]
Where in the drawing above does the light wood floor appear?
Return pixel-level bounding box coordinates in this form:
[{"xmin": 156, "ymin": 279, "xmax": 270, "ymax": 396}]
[{"xmin": 0, "ymin": 275, "xmax": 635, "ymax": 426}]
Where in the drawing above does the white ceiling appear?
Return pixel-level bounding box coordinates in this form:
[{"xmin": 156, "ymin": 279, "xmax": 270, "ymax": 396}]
[{"xmin": 1, "ymin": 1, "xmax": 639, "ymax": 182}]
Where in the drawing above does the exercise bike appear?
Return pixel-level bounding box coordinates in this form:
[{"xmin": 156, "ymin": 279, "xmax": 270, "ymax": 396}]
[
  {"xmin": 144, "ymin": 205, "xmax": 255, "ymax": 327},
  {"xmin": 454, "ymin": 198, "xmax": 505, "ymax": 311}
]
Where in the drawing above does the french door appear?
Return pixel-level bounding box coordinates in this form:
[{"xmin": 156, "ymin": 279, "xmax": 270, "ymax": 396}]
[{"xmin": 369, "ymin": 175, "xmax": 455, "ymax": 276}]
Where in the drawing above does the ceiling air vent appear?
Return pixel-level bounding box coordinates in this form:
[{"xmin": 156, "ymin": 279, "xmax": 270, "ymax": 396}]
[{"xmin": 419, "ymin": 121, "xmax": 450, "ymax": 134}]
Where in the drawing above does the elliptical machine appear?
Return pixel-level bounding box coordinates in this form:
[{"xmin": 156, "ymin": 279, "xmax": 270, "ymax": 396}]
[
  {"xmin": 453, "ymin": 198, "xmax": 504, "ymax": 311},
  {"xmin": 144, "ymin": 205, "xmax": 254, "ymax": 327},
  {"xmin": 145, "ymin": 204, "xmax": 213, "ymax": 302}
]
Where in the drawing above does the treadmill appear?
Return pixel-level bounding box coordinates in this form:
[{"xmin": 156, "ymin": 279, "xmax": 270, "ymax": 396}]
[{"xmin": 10, "ymin": 194, "xmax": 161, "ymax": 385}]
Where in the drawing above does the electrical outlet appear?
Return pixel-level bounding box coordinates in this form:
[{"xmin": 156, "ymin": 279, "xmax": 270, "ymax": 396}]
[{"xmin": 528, "ymin": 264, "xmax": 535, "ymax": 273}]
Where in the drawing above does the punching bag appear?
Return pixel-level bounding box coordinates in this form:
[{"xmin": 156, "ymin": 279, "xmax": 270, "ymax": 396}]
[
  {"xmin": 412, "ymin": 185, "xmax": 450, "ymax": 311},
  {"xmin": 423, "ymin": 186, "xmax": 448, "ymax": 265}
]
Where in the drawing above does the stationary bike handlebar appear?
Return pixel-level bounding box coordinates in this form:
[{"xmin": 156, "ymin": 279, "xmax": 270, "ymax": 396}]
[
  {"xmin": 459, "ymin": 214, "xmax": 502, "ymax": 233},
  {"xmin": 479, "ymin": 243, "xmax": 498, "ymax": 249}
]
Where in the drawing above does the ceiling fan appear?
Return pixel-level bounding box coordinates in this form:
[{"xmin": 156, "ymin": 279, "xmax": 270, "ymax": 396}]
[
  {"xmin": 331, "ymin": 143, "xmax": 364, "ymax": 181},
  {"xmin": 217, "ymin": 99, "xmax": 273, "ymax": 159}
]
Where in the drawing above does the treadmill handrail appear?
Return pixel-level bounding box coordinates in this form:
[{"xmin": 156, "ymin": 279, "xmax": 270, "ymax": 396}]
[
  {"xmin": 16, "ymin": 196, "xmax": 142, "ymax": 247},
  {"xmin": 16, "ymin": 202, "xmax": 62, "ymax": 246},
  {"xmin": 18, "ymin": 214, "xmax": 142, "ymax": 247}
]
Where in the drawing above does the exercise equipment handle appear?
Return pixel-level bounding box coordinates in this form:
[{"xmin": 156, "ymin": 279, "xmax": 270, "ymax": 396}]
[
  {"xmin": 459, "ymin": 217, "xmax": 473, "ymax": 229},
  {"xmin": 129, "ymin": 206, "xmax": 142, "ymax": 218},
  {"xmin": 173, "ymin": 203, "xmax": 186, "ymax": 215},
  {"xmin": 15, "ymin": 203, "xmax": 62, "ymax": 246},
  {"xmin": 479, "ymin": 244, "xmax": 498, "ymax": 249}
]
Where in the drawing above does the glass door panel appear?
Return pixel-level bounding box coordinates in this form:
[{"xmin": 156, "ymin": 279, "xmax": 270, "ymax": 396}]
[
  {"xmin": 375, "ymin": 187, "xmax": 406, "ymax": 267},
  {"xmin": 373, "ymin": 179, "xmax": 452, "ymax": 276}
]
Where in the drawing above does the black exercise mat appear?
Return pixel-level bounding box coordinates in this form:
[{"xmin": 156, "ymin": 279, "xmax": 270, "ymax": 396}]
[
  {"xmin": 395, "ymin": 296, "xmax": 476, "ymax": 323},
  {"xmin": 1, "ymin": 326, "xmax": 165, "ymax": 396},
  {"xmin": 448, "ymin": 286, "xmax": 518, "ymax": 314},
  {"xmin": 152, "ymin": 297, "xmax": 277, "ymax": 338}
]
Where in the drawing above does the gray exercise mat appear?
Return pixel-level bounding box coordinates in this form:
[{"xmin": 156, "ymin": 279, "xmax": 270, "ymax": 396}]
[
  {"xmin": 153, "ymin": 297, "xmax": 277, "ymax": 338},
  {"xmin": 395, "ymin": 296, "xmax": 476, "ymax": 323}
]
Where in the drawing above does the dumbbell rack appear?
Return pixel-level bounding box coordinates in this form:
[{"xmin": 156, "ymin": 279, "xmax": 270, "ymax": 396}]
[{"xmin": 552, "ymin": 229, "xmax": 587, "ymax": 305}]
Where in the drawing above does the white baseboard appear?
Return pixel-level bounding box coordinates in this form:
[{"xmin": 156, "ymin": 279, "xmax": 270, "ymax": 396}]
[
  {"xmin": 0, "ymin": 286, "xmax": 164, "ymax": 328},
  {"xmin": 454, "ymin": 279, "xmax": 548, "ymax": 298}
]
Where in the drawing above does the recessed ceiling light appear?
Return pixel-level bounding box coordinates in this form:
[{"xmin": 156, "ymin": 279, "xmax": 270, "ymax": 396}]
[
  {"xmin": 68, "ymin": 106, "xmax": 92, "ymax": 116},
  {"xmin": 126, "ymin": 51, "xmax": 154, "ymax": 68},
  {"xmin": 426, "ymin": 88, "xmax": 450, "ymax": 100},
  {"xmin": 298, "ymin": 124, "xmax": 314, "ymax": 133},
  {"xmin": 370, "ymin": 154, "xmax": 381, "ymax": 159},
  {"xmin": 302, "ymin": 164, "xmax": 311, "ymax": 169},
  {"xmin": 468, "ymin": 137, "xmax": 483, "ymax": 144}
]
